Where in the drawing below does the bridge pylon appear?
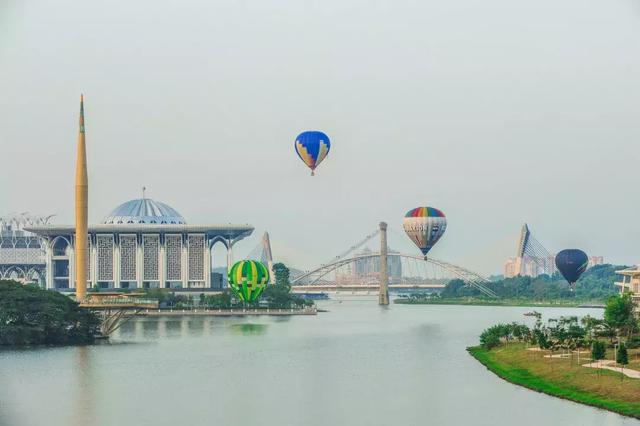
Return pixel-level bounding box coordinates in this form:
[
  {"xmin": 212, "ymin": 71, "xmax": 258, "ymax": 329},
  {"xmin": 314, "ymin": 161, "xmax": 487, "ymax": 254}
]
[{"xmin": 378, "ymin": 222, "xmax": 389, "ymax": 305}]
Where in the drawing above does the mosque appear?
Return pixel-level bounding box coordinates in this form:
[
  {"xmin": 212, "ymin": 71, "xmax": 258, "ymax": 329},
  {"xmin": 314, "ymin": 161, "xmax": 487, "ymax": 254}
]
[
  {"xmin": 26, "ymin": 198, "xmax": 253, "ymax": 291},
  {"xmin": 21, "ymin": 97, "xmax": 254, "ymax": 292}
]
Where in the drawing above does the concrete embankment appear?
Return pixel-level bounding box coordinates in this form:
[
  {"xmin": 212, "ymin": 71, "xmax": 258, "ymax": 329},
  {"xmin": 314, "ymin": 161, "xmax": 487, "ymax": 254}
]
[{"xmin": 138, "ymin": 307, "xmax": 318, "ymax": 316}]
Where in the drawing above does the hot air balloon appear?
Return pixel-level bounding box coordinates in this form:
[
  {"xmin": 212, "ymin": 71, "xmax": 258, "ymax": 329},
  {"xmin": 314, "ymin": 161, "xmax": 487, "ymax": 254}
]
[
  {"xmin": 228, "ymin": 260, "xmax": 270, "ymax": 302},
  {"xmin": 294, "ymin": 131, "xmax": 330, "ymax": 176},
  {"xmin": 555, "ymin": 249, "xmax": 588, "ymax": 289},
  {"xmin": 403, "ymin": 207, "xmax": 447, "ymax": 258}
]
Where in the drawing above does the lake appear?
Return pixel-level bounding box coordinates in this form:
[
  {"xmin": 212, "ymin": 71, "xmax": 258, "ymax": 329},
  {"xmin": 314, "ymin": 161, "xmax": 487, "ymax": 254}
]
[{"xmin": 0, "ymin": 298, "xmax": 637, "ymax": 426}]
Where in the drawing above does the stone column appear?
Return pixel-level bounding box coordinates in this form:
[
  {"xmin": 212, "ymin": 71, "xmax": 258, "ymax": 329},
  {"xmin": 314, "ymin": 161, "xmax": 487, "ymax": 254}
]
[
  {"xmin": 204, "ymin": 239, "xmax": 212, "ymax": 289},
  {"xmin": 378, "ymin": 222, "xmax": 389, "ymax": 306},
  {"xmin": 159, "ymin": 235, "xmax": 166, "ymax": 289},
  {"xmin": 136, "ymin": 236, "xmax": 143, "ymax": 289},
  {"xmin": 226, "ymin": 240, "xmax": 234, "ymax": 269},
  {"xmin": 69, "ymin": 240, "xmax": 76, "ymax": 290},
  {"xmin": 113, "ymin": 236, "xmax": 121, "ymax": 289},
  {"xmin": 44, "ymin": 239, "xmax": 53, "ymax": 290},
  {"xmin": 182, "ymin": 234, "xmax": 189, "ymax": 288},
  {"xmin": 91, "ymin": 237, "xmax": 97, "ymax": 290}
]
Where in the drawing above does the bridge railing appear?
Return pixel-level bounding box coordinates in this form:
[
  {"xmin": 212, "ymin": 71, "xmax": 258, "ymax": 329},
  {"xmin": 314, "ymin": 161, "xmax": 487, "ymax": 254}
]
[{"xmin": 81, "ymin": 297, "xmax": 159, "ymax": 307}]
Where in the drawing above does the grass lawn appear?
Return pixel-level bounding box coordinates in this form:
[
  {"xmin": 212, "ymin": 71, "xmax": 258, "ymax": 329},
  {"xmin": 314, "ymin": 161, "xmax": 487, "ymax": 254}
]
[{"xmin": 468, "ymin": 343, "xmax": 640, "ymax": 419}]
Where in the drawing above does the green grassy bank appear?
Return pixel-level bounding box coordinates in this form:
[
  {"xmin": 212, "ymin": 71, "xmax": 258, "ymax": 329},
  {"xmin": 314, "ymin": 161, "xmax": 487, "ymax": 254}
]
[
  {"xmin": 468, "ymin": 344, "xmax": 640, "ymax": 419},
  {"xmin": 395, "ymin": 298, "xmax": 603, "ymax": 308}
]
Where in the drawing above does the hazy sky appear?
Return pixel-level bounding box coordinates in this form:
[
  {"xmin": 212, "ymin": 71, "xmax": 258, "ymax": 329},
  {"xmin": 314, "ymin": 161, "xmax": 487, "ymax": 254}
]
[{"xmin": 1, "ymin": 0, "xmax": 640, "ymax": 275}]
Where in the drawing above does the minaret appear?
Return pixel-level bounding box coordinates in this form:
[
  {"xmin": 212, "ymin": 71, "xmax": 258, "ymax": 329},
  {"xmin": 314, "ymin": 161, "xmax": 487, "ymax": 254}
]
[
  {"xmin": 75, "ymin": 95, "xmax": 88, "ymax": 301},
  {"xmin": 378, "ymin": 222, "xmax": 389, "ymax": 306}
]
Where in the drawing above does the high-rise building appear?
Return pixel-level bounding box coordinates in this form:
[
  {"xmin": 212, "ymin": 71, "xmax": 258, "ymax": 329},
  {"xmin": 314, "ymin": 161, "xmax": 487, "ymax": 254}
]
[
  {"xmin": 588, "ymin": 256, "xmax": 604, "ymax": 268},
  {"xmin": 504, "ymin": 257, "xmax": 517, "ymax": 278},
  {"xmin": 334, "ymin": 247, "xmax": 402, "ymax": 284}
]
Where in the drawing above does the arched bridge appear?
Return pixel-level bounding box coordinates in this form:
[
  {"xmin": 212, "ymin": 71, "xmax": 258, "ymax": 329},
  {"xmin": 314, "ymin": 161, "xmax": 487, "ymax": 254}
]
[{"xmin": 291, "ymin": 252, "xmax": 497, "ymax": 298}]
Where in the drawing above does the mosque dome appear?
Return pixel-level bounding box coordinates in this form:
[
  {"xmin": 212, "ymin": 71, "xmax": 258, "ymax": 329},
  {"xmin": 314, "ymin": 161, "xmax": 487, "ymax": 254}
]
[{"xmin": 102, "ymin": 198, "xmax": 186, "ymax": 225}]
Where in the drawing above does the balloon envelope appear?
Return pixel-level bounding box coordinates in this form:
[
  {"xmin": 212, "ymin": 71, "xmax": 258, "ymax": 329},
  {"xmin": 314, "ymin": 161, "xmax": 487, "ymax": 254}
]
[
  {"xmin": 228, "ymin": 260, "xmax": 270, "ymax": 302},
  {"xmin": 294, "ymin": 131, "xmax": 331, "ymax": 175},
  {"xmin": 555, "ymin": 249, "xmax": 588, "ymax": 285},
  {"xmin": 403, "ymin": 207, "xmax": 447, "ymax": 257}
]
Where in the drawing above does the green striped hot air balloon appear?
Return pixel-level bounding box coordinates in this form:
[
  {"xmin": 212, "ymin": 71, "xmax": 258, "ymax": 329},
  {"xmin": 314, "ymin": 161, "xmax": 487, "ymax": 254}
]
[{"xmin": 228, "ymin": 260, "xmax": 270, "ymax": 302}]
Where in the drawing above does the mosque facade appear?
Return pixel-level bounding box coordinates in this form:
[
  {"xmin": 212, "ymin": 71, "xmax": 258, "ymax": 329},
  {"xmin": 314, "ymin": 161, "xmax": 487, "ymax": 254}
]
[{"xmin": 26, "ymin": 198, "xmax": 253, "ymax": 291}]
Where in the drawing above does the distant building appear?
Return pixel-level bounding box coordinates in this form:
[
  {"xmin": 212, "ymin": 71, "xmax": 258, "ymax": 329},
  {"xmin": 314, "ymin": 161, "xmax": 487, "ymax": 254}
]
[
  {"xmin": 588, "ymin": 256, "xmax": 604, "ymax": 268},
  {"xmin": 335, "ymin": 247, "xmax": 402, "ymax": 284},
  {"xmin": 504, "ymin": 255, "xmax": 555, "ymax": 278},
  {"xmin": 615, "ymin": 267, "xmax": 640, "ymax": 312},
  {"xmin": 504, "ymin": 257, "xmax": 517, "ymax": 278},
  {"xmin": 0, "ymin": 214, "xmax": 50, "ymax": 285}
]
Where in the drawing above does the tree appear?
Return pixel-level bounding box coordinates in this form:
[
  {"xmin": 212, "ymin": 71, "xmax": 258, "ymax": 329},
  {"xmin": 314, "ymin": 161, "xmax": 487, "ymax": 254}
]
[
  {"xmin": 262, "ymin": 283, "xmax": 294, "ymax": 308},
  {"xmin": 591, "ymin": 341, "xmax": 606, "ymax": 377},
  {"xmin": 592, "ymin": 341, "xmax": 606, "ymax": 361},
  {"xmin": 200, "ymin": 292, "xmax": 232, "ymax": 309},
  {"xmin": 0, "ymin": 280, "xmax": 100, "ymax": 346},
  {"xmin": 479, "ymin": 325, "xmax": 503, "ymax": 349},
  {"xmin": 272, "ymin": 263, "xmax": 290, "ymax": 287},
  {"xmin": 440, "ymin": 279, "xmax": 466, "ymax": 298},
  {"xmin": 604, "ymin": 293, "xmax": 637, "ymax": 340},
  {"xmin": 617, "ymin": 342, "xmax": 629, "ymax": 381}
]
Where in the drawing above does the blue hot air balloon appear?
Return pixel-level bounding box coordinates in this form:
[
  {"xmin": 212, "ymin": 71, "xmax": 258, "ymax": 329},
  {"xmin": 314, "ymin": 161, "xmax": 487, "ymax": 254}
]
[
  {"xmin": 555, "ymin": 249, "xmax": 588, "ymax": 289},
  {"xmin": 294, "ymin": 131, "xmax": 331, "ymax": 176}
]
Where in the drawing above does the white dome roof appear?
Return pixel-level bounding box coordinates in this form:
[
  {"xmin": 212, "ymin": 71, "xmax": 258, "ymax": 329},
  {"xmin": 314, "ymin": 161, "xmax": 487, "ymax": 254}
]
[{"xmin": 102, "ymin": 198, "xmax": 186, "ymax": 224}]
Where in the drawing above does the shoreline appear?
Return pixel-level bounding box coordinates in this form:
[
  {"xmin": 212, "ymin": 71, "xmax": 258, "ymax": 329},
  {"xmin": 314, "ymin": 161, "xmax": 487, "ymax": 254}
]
[
  {"xmin": 468, "ymin": 345, "xmax": 640, "ymax": 419},
  {"xmin": 395, "ymin": 299, "xmax": 605, "ymax": 308},
  {"xmin": 137, "ymin": 307, "xmax": 318, "ymax": 316}
]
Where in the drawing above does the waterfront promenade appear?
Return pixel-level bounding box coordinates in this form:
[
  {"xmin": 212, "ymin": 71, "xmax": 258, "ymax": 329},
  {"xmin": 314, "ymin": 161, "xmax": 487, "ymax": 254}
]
[{"xmin": 138, "ymin": 307, "xmax": 318, "ymax": 317}]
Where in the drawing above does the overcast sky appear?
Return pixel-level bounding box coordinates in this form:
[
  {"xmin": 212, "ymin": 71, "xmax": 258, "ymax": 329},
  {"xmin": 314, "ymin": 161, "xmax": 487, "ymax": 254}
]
[{"xmin": 1, "ymin": 0, "xmax": 639, "ymax": 275}]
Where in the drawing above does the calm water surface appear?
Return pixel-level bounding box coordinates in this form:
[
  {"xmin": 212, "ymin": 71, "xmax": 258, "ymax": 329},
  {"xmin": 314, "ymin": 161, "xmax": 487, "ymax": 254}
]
[{"xmin": 1, "ymin": 299, "xmax": 637, "ymax": 426}]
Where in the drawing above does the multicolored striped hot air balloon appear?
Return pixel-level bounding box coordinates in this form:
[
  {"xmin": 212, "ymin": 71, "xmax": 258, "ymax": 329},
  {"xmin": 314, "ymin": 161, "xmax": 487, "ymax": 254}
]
[
  {"xmin": 228, "ymin": 260, "xmax": 270, "ymax": 302},
  {"xmin": 403, "ymin": 207, "xmax": 447, "ymax": 258},
  {"xmin": 294, "ymin": 131, "xmax": 331, "ymax": 176}
]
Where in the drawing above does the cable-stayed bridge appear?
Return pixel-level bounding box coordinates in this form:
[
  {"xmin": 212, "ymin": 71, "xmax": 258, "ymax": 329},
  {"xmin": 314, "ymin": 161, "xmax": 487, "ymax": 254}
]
[
  {"xmin": 511, "ymin": 224, "xmax": 555, "ymax": 277},
  {"xmin": 245, "ymin": 226, "xmax": 496, "ymax": 297}
]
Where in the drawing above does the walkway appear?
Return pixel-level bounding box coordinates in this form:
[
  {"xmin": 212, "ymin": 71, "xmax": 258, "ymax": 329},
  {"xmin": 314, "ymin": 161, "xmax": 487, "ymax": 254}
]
[{"xmin": 582, "ymin": 360, "xmax": 640, "ymax": 379}]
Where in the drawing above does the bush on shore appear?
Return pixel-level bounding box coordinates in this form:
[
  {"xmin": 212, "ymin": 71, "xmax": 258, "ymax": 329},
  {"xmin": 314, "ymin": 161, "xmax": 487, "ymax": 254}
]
[{"xmin": 0, "ymin": 280, "xmax": 100, "ymax": 346}]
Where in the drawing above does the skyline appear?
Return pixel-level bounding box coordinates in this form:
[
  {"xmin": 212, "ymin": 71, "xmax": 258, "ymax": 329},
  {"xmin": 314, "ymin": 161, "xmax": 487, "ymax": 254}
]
[{"xmin": 2, "ymin": 0, "xmax": 640, "ymax": 274}]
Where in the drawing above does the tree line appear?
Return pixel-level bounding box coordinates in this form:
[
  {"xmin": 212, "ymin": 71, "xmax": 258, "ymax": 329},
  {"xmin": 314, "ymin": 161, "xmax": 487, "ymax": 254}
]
[{"xmin": 442, "ymin": 264, "xmax": 624, "ymax": 301}]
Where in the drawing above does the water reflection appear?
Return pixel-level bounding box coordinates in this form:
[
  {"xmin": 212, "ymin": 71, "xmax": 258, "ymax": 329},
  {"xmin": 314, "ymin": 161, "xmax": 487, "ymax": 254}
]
[
  {"xmin": 230, "ymin": 323, "xmax": 268, "ymax": 335},
  {"xmin": 72, "ymin": 347, "xmax": 94, "ymax": 426},
  {"xmin": 188, "ymin": 317, "xmax": 205, "ymax": 335},
  {"xmin": 116, "ymin": 316, "xmax": 231, "ymax": 340},
  {"xmin": 113, "ymin": 315, "xmax": 285, "ymax": 341}
]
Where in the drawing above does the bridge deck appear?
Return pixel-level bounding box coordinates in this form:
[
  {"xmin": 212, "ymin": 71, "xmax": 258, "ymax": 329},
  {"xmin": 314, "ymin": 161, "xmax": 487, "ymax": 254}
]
[
  {"xmin": 292, "ymin": 284, "xmax": 444, "ymax": 292},
  {"xmin": 79, "ymin": 295, "xmax": 159, "ymax": 309}
]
